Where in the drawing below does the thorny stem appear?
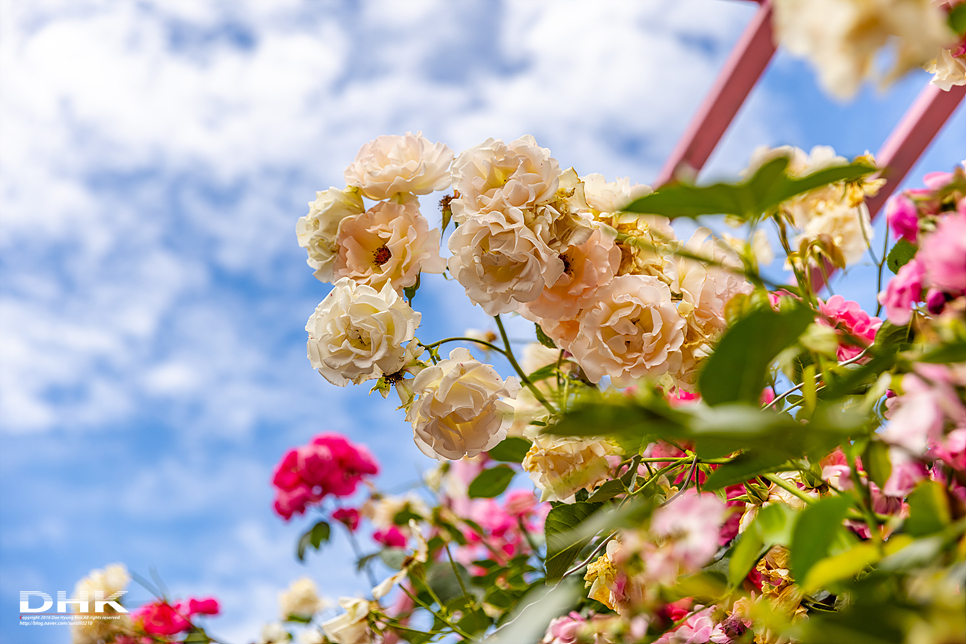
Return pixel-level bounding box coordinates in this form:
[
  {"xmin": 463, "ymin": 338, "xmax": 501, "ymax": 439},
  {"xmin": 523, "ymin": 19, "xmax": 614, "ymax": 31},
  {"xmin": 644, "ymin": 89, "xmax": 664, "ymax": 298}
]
[{"xmin": 494, "ymin": 315, "xmax": 558, "ymax": 415}]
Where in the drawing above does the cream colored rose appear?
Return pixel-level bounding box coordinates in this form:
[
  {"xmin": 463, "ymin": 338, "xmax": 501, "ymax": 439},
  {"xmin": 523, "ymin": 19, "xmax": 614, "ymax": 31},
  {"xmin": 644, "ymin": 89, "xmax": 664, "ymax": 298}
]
[
  {"xmin": 279, "ymin": 578, "xmax": 327, "ymax": 621},
  {"xmin": 451, "ymin": 135, "xmax": 560, "ymax": 222},
  {"xmin": 343, "ymin": 132, "xmax": 453, "ymax": 201},
  {"xmin": 522, "ymin": 434, "xmax": 621, "ymax": 502},
  {"xmin": 520, "ymin": 226, "xmax": 621, "ymax": 322},
  {"xmin": 797, "ymin": 200, "xmax": 874, "ymax": 266},
  {"xmin": 306, "ymin": 278, "xmax": 420, "ymax": 386},
  {"xmin": 406, "ymin": 347, "xmax": 520, "ymax": 460},
  {"xmin": 322, "ymin": 598, "xmax": 373, "ymax": 644},
  {"xmin": 297, "ymin": 187, "xmax": 366, "ymax": 282},
  {"xmin": 582, "ymin": 173, "xmax": 652, "ymax": 214},
  {"xmin": 774, "ymin": 0, "xmax": 955, "ymax": 98},
  {"xmin": 333, "ymin": 198, "xmax": 445, "ymax": 292},
  {"xmin": 570, "ymin": 275, "xmax": 685, "ymax": 386},
  {"xmin": 70, "ymin": 564, "xmax": 132, "ymax": 644},
  {"xmin": 362, "ymin": 492, "xmax": 430, "ymax": 529},
  {"xmin": 672, "ymin": 229, "xmax": 753, "ymax": 386},
  {"xmin": 258, "ymin": 622, "xmax": 289, "ymax": 644},
  {"xmin": 925, "ymin": 46, "xmax": 966, "ymax": 91},
  {"xmin": 447, "ymin": 209, "xmax": 564, "ymax": 315},
  {"xmin": 506, "ymin": 343, "xmax": 563, "ymax": 437}
]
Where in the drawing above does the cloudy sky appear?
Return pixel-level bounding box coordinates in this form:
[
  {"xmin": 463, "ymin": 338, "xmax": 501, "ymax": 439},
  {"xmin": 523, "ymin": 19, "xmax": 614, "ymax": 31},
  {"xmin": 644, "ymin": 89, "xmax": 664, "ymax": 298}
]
[{"xmin": 1, "ymin": 1, "xmax": 962, "ymax": 643}]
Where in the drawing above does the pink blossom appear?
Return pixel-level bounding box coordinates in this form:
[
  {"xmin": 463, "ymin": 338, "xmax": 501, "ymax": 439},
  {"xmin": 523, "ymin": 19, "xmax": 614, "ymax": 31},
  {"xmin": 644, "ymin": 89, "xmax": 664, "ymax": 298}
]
[
  {"xmin": 818, "ymin": 295, "xmax": 881, "ymax": 361},
  {"xmin": 920, "ymin": 212, "xmax": 966, "ymax": 296},
  {"xmin": 922, "ymin": 171, "xmax": 955, "ymax": 190},
  {"xmin": 132, "ymin": 601, "xmax": 190, "ymax": 636},
  {"xmin": 886, "ymin": 193, "xmax": 919, "ymax": 243},
  {"xmin": 668, "ymin": 390, "xmax": 701, "ymax": 407},
  {"xmin": 759, "ymin": 387, "xmax": 775, "ymax": 406},
  {"xmin": 882, "ymin": 449, "xmax": 927, "ymax": 497},
  {"xmin": 879, "ymin": 259, "xmax": 924, "ymax": 325},
  {"xmin": 504, "ymin": 490, "xmax": 538, "ymax": 518},
  {"xmin": 374, "ymin": 525, "xmax": 407, "ymax": 548},
  {"xmin": 332, "ymin": 507, "xmax": 361, "ymax": 532},
  {"xmin": 185, "ymin": 597, "xmax": 220, "ymax": 616},
  {"xmin": 544, "ymin": 611, "xmax": 586, "ymax": 644},
  {"xmin": 651, "ymin": 492, "xmax": 726, "ymax": 570},
  {"xmin": 935, "ymin": 428, "xmax": 966, "ymax": 471},
  {"xmin": 654, "ymin": 607, "xmax": 723, "ymax": 644}
]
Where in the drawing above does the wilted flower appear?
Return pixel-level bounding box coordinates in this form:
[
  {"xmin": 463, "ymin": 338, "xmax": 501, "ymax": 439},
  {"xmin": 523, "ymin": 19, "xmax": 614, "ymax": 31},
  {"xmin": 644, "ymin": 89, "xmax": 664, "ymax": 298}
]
[
  {"xmin": 306, "ymin": 278, "xmax": 421, "ymax": 387},
  {"xmin": 344, "ymin": 132, "xmax": 453, "ymax": 201},
  {"xmin": 406, "ymin": 348, "xmax": 520, "ymax": 459}
]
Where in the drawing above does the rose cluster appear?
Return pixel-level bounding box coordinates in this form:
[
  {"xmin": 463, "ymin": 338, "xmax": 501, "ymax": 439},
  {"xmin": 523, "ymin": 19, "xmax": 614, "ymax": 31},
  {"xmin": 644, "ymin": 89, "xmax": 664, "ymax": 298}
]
[
  {"xmin": 272, "ymin": 432, "xmax": 379, "ymax": 520},
  {"xmin": 880, "ymin": 165, "xmax": 966, "ymax": 325}
]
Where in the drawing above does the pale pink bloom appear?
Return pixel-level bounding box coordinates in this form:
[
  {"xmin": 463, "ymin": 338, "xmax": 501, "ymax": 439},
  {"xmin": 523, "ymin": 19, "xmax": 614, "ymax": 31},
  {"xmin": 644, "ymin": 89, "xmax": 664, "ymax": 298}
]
[
  {"xmin": 886, "ymin": 193, "xmax": 919, "ymax": 243},
  {"xmin": 936, "ymin": 428, "xmax": 966, "ymax": 471},
  {"xmin": 542, "ymin": 611, "xmax": 585, "ymax": 644},
  {"xmin": 570, "ymin": 275, "xmax": 685, "ymax": 386},
  {"xmin": 879, "ymin": 258, "xmax": 924, "ymax": 325},
  {"xmin": 920, "ymin": 212, "xmax": 966, "ymax": 296},
  {"xmin": 818, "ymin": 295, "xmax": 881, "ymax": 361},
  {"xmin": 651, "ymin": 491, "xmax": 726, "ymax": 570},
  {"xmin": 334, "ymin": 199, "xmax": 445, "ymax": 292},
  {"xmin": 520, "ymin": 227, "xmax": 621, "ymax": 322},
  {"xmin": 344, "ymin": 132, "xmax": 453, "ymax": 201},
  {"xmin": 881, "ymin": 366, "xmax": 966, "ymax": 455},
  {"xmin": 653, "ymin": 606, "xmax": 724, "ymax": 644},
  {"xmin": 882, "ymin": 449, "xmax": 927, "ymax": 497},
  {"xmin": 504, "ymin": 490, "xmax": 538, "ymax": 518},
  {"xmin": 447, "ymin": 209, "xmax": 564, "ymax": 316}
]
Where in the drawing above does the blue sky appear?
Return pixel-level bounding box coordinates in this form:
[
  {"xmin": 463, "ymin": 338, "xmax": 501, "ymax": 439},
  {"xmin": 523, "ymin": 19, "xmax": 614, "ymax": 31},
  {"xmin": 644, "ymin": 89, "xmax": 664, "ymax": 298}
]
[{"xmin": 0, "ymin": 1, "xmax": 962, "ymax": 642}]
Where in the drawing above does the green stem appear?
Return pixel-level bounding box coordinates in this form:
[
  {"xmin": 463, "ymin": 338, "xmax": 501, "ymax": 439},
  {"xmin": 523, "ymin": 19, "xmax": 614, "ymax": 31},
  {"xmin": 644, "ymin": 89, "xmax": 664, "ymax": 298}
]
[
  {"xmin": 494, "ymin": 315, "xmax": 557, "ymax": 415},
  {"xmin": 444, "ymin": 543, "xmax": 473, "ymax": 603},
  {"xmin": 400, "ymin": 585, "xmax": 476, "ymax": 642},
  {"xmin": 875, "ymin": 222, "xmax": 890, "ymax": 317},
  {"xmin": 422, "ymin": 337, "xmax": 507, "ymax": 355},
  {"xmin": 763, "ymin": 473, "xmax": 815, "ymax": 506}
]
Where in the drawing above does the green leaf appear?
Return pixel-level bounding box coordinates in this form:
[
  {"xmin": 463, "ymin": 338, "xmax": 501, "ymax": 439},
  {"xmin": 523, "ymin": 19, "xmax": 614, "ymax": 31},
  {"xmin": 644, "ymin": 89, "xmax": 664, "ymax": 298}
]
[
  {"xmin": 699, "ymin": 305, "xmax": 813, "ymax": 406},
  {"xmin": 544, "ymin": 501, "xmax": 603, "ymax": 581},
  {"xmin": 296, "ymin": 520, "xmax": 331, "ymax": 561},
  {"xmin": 885, "ymin": 239, "xmax": 917, "ymax": 275},
  {"xmin": 950, "ymin": 2, "xmax": 966, "ymax": 35},
  {"xmin": 704, "ymin": 452, "xmax": 795, "ymax": 490},
  {"xmin": 527, "ymin": 364, "xmax": 558, "ymax": 383},
  {"xmin": 487, "ymin": 437, "xmax": 533, "ymax": 463},
  {"xmin": 863, "ymin": 441, "xmax": 892, "ymax": 489},
  {"xmin": 468, "ymin": 465, "xmax": 516, "ymax": 498},
  {"xmin": 535, "ymin": 324, "xmax": 556, "ymax": 349},
  {"xmin": 624, "ymin": 156, "xmax": 876, "ymax": 222},
  {"xmin": 790, "ymin": 495, "xmax": 855, "ymax": 583},
  {"xmin": 587, "ymin": 479, "xmax": 626, "ymax": 503},
  {"xmin": 905, "ymin": 480, "xmax": 951, "ymax": 537},
  {"xmin": 918, "ymin": 340, "xmax": 966, "ymax": 364},
  {"xmin": 802, "ymin": 542, "xmax": 881, "ymax": 592}
]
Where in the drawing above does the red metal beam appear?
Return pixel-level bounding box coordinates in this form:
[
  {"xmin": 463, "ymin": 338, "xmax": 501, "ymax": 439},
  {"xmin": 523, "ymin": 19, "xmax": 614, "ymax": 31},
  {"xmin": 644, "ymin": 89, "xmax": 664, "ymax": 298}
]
[
  {"xmin": 655, "ymin": 0, "xmax": 776, "ymax": 186},
  {"xmin": 808, "ymin": 82, "xmax": 966, "ymax": 291}
]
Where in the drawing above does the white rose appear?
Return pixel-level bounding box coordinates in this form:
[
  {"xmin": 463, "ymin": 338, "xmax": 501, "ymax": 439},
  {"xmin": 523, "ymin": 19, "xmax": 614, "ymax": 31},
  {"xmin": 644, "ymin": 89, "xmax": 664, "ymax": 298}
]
[
  {"xmin": 451, "ymin": 135, "xmax": 560, "ymax": 222},
  {"xmin": 70, "ymin": 564, "xmax": 132, "ymax": 644},
  {"xmin": 259, "ymin": 622, "xmax": 289, "ymax": 644},
  {"xmin": 522, "ymin": 434, "xmax": 621, "ymax": 502},
  {"xmin": 306, "ymin": 278, "xmax": 420, "ymax": 386},
  {"xmin": 925, "ymin": 46, "xmax": 966, "ymax": 91},
  {"xmin": 774, "ymin": 0, "xmax": 955, "ymax": 98},
  {"xmin": 322, "ymin": 598, "xmax": 373, "ymax": 644},
  {"xmin": 582, "ymin": 173, "xmax": 652, "ymax": 214},
  {"xmin": 797, "ymin": 200, "xmax": 874, "ymax": 265},
  {"xmin": 344, "ymin": 132, "xmax": 453, "ymax": 201},
  {"xmin": 406, "ymin": 347, "xmax": 521, "ymax": 460},
  {"xmin": 447, "ymin": 209, "xmax": 564, "ymax": 315},
  {"xmin": 333, "ymin": 198, "xmax": 446, "ymax": 292},
  {"xmin": 570, "ymin": 275, "xmax": 685, "ymax": 386},
  {"xmin": 299, "ymin": 629, "xmax": 325, "ymax": 644},
  {"xmin": 297, "ymin": 187, "xmax": 366, "ymax": 282},
  {"xmin": 279, "ymin": 577, "xmax": 327, "ymax": 621},
  {"xmin": 363, "ymin": 492, "xmax": 430, "ymax": 529}
]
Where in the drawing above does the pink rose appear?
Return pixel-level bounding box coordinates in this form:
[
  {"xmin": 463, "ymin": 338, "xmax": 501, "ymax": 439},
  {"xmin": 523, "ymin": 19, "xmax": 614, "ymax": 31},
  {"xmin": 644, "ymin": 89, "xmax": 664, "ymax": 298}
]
[
  {"xmin": 185, "ymin": 597, "xmax": 220, "ymax": 616},
  {"xmin": 879, "ymin": 259, "xmax": 924, "ymax": 325},
  {"xmin": 818, "ymin": 295, "xmax": 881, "ymax": 361},
  {"xmin": 919, "ymin": 212, "xmax": 966, "ymax": 296},
  {"xmin": 332, "ymin": 507, "xmax": 361, "ymax": 532},
  {"xmin": 504, "ymin": 490, "xmax": 538, "ymax": 518},
  {"xmin": 133, "ymin": 601, "xmax": 190, "ymax": 636},
  {"xmin": 374, "ymin": 525, "xmax": 407, "ymax": 549},
  {"xmin": 886, "ymin": 193, "xmax": 919, "ymax": 243}
]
